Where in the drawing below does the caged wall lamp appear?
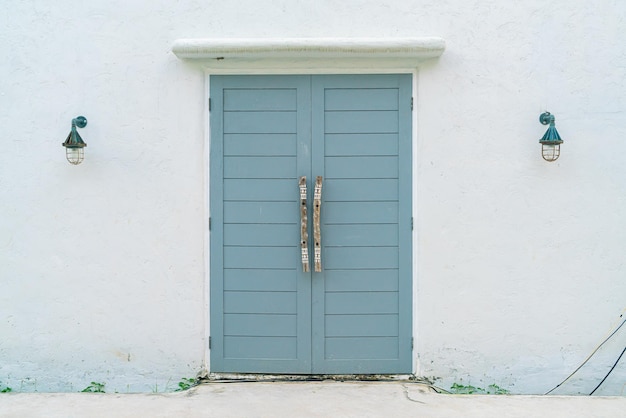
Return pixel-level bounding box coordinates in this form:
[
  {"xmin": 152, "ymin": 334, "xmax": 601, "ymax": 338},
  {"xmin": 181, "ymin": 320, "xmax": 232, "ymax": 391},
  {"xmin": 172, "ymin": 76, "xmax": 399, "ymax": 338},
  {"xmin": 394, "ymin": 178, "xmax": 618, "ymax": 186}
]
[
  {"xmin": 538, "ymin": 112, "xmax": 563, "ymax": 162},
  {"xmin": 62, "ymin": 116, "xmax": 88, "ymax": 165}
]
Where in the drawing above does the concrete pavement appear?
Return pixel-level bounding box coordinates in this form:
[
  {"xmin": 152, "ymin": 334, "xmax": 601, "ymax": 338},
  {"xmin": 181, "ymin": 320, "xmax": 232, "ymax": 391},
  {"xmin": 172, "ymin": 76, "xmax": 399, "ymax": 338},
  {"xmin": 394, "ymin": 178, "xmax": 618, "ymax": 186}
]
[{"xmin": 1, "ymin": 381, "xmax": 625, "ymax": 418}]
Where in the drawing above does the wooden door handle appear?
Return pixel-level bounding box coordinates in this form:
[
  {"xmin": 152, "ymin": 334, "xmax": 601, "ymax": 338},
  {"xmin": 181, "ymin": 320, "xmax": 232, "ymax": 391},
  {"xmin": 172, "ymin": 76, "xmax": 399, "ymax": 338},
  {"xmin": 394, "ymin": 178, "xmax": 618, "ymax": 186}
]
[
  {"xmin": 299, "ymin": 176, "xmax": 309, "ymax": 272},
  {"xmin": 313, "ymin": 176, "xmax": 323, "ymax": 272}
]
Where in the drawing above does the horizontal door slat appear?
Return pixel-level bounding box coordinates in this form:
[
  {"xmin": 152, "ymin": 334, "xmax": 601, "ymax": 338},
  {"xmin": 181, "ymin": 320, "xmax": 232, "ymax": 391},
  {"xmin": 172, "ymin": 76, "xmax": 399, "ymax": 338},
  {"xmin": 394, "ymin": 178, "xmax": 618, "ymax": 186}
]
[
  {"xmin": 224, "ymin": 202, "xmax": 299, "ymax": 224},
  {"xmin": 224, "ymin": 291, "xmax": 297, "ymax": 314},
  {"xmin": 324, "ymin": 224, "xmax": 398, "ymax": 247},
  {"xmin": 224, "ymin": 89, "xmax": 297, "ymax": 111},
  {"xmin": 325, "ymin": 111, "xmax": 398, "ymax": 134},
  {"xmin": 323, "ymin": 202, "xmax": 398, "ymax": 224},
  {"xmin": 325, "ymin": 156, "xmax": 398, "ymax": 179},
  {"xmin": 324, "ymin": 247, "xmax": 398, "ymax": 269},
  {"xmin": 324, "ymin": 88, "xmax": 399, "ymax": 111},
  {"xmin": 224, "ymin": 336, "xmax": 297, "ymax": 359},
  {"xmin": 224, "ymin": 224, "xmax": 298, "ymax": 246},
  {"xmin": 325, "ymin": 314, "xmax": 398, "ymax": 337},
  {"xmin": 224, "ymin": 247, "xmax": 298, "ymax": 269},
  {"xmin": 224, "ymin": 134, "xmax": 297, "ymax": 156},
  {"xmin": 224, "ymin": 156, "xmax": 296, "ymax": 179},
  {"xmin": 224, "ymin": 314, "xmax": 297, "ymax": 336},
  {"xmin": 224, "ymin": 111, "xmax": 297, "ymax": 134},
  {"xmin": 324, "ymin": 270, "xmax": 399, "ymax": 292},
  {"xmin": 324, "ymin": 337, "xmax": 398, "ymax": 360},
  {"xmin": 224, "ymin": 179, "xmax": 296, "ymax": 201},
  {"xmin": 324, "ymin": 179, "xmax": 398, "ymax": 201},
  {"xmin": 325, "ymin": 134, "xmax": 398, "ymax": 156},
  {"xmin": 224, "ymin": 269, "xmax": 297, "ymax": 292},
  {"xmin": 325, "ymin": 292, "xmax": 398, "ymax": 314}
]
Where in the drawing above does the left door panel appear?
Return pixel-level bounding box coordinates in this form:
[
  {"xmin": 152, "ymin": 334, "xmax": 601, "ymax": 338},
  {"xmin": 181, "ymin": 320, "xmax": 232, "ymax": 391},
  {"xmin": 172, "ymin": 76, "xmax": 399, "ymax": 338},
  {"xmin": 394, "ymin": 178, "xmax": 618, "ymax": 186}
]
[{"xmin": 210, "ymin": 75, "xmax": 312, "ymax": 373}]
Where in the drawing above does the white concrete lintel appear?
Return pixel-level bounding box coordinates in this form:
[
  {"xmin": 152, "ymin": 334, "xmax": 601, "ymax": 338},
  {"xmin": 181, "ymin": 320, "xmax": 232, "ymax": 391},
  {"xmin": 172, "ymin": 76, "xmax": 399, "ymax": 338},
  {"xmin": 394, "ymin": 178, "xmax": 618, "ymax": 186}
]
[{"xmin": 172, "ymin": 37, "xmax": 445, "ymax": 71}]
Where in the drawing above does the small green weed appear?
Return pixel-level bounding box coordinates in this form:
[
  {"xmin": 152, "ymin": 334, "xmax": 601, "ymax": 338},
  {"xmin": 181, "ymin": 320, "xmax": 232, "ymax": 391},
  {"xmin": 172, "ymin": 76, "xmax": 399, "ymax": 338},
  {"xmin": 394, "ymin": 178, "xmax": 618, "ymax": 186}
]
[
  {"xmin": 1, "ymin": 385, "xmax": 12, "ymax": 393},
  {"xmin": 175, "ymin": 377, "xmax": 199, "ymax": 392},
  {"xmin": 450, "ymin": 383, "xmax": 510, "ymax": 395},
  {"xmin": 486, "ymin": 384, "xmax": 510, "ymax": 395},
  {"xmin": 81, "ymin": 382, "xmax": 105, "ymax": 393}
]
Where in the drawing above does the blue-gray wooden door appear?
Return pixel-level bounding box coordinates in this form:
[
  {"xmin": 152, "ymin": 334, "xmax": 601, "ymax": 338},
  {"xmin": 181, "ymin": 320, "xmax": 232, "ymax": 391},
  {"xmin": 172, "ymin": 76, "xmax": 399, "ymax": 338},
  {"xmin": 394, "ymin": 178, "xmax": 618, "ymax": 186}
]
[{"xmin": 210, "ymin": 74, "xmax": 412, "ymax": 374}]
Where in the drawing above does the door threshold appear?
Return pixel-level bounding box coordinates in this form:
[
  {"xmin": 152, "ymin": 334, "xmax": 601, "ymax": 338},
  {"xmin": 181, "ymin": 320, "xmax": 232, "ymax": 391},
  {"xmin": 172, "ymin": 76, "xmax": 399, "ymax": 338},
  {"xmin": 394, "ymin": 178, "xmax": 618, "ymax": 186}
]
[{"xmin": 205, "ymin": 373, "xmax": 426, "ymax": 383}]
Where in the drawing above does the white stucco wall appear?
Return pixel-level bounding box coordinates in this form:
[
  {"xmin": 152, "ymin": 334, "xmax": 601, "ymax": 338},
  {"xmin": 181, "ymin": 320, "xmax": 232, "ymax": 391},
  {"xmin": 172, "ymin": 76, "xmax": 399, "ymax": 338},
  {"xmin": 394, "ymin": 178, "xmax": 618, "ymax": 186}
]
[{"xmin": 1, "ymin": 0, "xmax": 624, "ymax": 394}]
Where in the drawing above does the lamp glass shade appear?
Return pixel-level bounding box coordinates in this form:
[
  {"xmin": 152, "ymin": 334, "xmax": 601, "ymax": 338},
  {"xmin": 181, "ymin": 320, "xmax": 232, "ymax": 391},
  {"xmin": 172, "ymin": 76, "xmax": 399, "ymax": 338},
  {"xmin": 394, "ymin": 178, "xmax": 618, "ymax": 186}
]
[
  {"xmin": 66, "ymin": 147, "xmax": 84, "ymax": 165},
  {"xmin": 541, "ymin": 143, "xmax": 560, "ymax": 162}
]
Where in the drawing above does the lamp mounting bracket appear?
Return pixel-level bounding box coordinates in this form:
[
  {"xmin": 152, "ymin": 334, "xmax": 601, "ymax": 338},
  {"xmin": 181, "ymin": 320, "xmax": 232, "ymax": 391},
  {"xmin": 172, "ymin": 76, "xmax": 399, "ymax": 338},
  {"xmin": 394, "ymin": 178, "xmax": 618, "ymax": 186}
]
[
  {"xmin": 539, "ymin": 112, "xmax": 554, "ymax": 125},
  {"xmin": 73, "ymin": 116, "xmax": 87, "ymax": 128}
]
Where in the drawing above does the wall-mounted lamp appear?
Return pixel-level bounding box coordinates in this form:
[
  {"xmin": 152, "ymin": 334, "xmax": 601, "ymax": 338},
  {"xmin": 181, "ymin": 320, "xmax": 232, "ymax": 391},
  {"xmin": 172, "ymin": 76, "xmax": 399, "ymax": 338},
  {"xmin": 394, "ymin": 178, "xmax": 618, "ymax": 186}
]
[
  {"xmin": 539, "ymin": 112, "xmax": 563, "ymax": 162},
  {"xmin": 62, "ymin": 116, "xmax": 87, "ymax": 165}
]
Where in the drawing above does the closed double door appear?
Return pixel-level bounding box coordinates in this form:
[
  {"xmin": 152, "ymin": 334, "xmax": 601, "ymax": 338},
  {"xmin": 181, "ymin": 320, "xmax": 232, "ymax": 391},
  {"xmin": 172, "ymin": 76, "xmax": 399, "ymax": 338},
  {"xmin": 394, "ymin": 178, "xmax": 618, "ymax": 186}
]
[{"xmin": 210, "ymin": 74, "xmax": 412, "ymax": 374}]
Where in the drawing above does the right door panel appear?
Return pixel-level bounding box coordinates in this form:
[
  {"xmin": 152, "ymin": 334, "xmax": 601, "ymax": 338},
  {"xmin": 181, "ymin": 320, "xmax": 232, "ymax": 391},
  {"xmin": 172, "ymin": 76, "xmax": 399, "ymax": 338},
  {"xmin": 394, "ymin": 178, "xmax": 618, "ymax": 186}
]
[{"xmin": 311, "ymin": 75, "xmax": 413, "ymax": 373}]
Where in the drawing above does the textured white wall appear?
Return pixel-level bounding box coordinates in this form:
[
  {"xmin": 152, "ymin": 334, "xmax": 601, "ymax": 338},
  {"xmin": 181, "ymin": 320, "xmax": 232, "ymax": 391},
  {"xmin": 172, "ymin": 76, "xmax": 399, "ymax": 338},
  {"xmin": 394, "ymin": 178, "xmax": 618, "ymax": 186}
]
[{"xmin": 0, "ymin": 0, "xmax": 624, "ymax": 394}]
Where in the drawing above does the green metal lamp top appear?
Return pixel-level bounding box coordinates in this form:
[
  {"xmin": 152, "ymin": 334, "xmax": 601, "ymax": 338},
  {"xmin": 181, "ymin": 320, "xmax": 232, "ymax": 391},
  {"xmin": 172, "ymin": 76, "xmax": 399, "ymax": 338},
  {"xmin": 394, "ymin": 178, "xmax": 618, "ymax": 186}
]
[
  {"xmin": 62, "ymin": 116, "xmax": 88, "ymax": 149},
  {"xmin": 539, "ymin": 112, "xmax": 563, "ymax": 145}
]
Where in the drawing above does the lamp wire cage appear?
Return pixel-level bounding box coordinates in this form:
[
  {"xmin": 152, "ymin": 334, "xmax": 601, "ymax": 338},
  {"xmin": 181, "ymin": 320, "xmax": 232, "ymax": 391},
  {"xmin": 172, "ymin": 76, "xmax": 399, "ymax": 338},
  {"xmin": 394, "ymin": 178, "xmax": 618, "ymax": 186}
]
[
  {"xmin": 65, "ymin": 146, "xmax": 85, "ymax": 165},
  {"xmin": 541, "ymin": 143, "xmax": 560, "ymax": 162}
]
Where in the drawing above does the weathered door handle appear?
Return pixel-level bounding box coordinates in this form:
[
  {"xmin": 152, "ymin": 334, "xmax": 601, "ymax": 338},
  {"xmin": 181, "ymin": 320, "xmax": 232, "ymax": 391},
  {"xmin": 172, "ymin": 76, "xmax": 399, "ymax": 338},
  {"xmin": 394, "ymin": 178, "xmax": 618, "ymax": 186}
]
[
  {"xmin": 299, "ymin": 176, "xmax": 309, "ymax": 272},
  {"xmin": 313, "ymin": 176, "xmax": 323, "ymax": 272}
]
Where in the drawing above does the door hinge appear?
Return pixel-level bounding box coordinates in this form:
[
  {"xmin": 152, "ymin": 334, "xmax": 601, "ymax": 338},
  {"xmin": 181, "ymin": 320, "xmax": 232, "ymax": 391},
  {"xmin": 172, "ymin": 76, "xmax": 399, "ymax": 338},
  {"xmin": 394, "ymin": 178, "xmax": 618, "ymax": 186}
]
[
  {"xmin": 411, "ymin": 217, "xmax": 414, "ymax": 231},
  {"xmin": 411, "ymin": 337, "xmax": 414, "ymax": 349},
  {"xmin": 411, "ymin": 97, "xmax": 414, "ymax": 111},
  {"xmin": 208, "ymin": 98, "xmax": 211, "ymax": 111},
  {"xmin": 209, "ymin": 217, "xmax": 211, "ymax": 230},
  {"xmin": 208, "ymin": 336, "xmax": 211, "ymax": 349}
]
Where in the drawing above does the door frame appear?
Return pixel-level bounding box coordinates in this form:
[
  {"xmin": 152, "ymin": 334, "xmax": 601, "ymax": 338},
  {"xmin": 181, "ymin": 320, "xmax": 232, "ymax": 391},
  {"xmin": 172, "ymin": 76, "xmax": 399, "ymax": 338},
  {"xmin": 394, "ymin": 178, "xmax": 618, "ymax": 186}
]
[{"xmin": 203, "ymin": 68, "xmax": 420, "ymax": 375}]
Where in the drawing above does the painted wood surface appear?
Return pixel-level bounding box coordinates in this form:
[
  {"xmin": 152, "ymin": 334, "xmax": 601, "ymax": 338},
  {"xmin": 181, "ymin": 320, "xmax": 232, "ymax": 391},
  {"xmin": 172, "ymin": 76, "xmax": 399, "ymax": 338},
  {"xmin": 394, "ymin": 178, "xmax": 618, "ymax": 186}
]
[
  {"xmin": 211, "ymin": 75, "xmax": 312, "ymax": 374},
  {"xmin": 211, "ymin": 74, "xmax": 411, "ymax": 374}
]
